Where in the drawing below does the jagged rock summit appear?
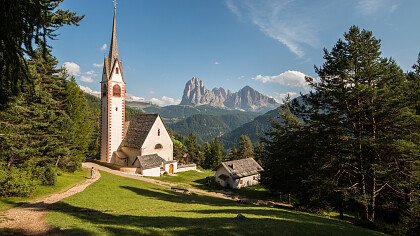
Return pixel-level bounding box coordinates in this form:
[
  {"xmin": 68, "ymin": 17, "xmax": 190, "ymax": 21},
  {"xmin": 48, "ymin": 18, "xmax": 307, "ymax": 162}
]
[{"xmin": 180, "ymin": 77, "xmax": 278, "ymax": 112}]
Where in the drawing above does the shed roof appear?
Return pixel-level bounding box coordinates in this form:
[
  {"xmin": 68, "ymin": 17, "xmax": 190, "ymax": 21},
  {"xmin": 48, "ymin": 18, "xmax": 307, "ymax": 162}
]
[
  {"xmin": 134, "ymin": 154, "xmax": 165, "ymax": 170},
  {"xmin": 219, "ymin": 158, "xmax": 263, "ymax": 179},
  {"xmin": 122, "ymin": 114, "xmax": 159, "ymax": 148}
]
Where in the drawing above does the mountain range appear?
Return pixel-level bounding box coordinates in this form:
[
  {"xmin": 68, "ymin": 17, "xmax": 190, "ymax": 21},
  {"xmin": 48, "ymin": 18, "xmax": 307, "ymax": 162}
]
[{"xmin": 181, "ymin": 77, "xmax": 278, "ymax": 112}]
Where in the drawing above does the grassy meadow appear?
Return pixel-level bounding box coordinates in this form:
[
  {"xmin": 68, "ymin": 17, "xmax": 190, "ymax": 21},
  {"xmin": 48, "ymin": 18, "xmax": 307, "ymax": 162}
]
[
  {"xmin": 47, "ymin": 171, "xmax": 383, "ymax": 235},
  {"xmin": 0, "ymin": 169, "xmax": 88, "ymax": 211}
]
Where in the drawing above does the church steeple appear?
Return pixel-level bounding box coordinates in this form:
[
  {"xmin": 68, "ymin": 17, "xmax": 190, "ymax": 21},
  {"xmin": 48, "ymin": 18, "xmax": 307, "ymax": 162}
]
[{"xmin": 109, "ymin": 0, "xmax": 119, "ymax": 66}]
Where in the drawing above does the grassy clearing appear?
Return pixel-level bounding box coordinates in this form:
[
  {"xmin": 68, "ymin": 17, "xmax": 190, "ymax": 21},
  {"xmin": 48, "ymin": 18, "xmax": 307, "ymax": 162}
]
[
  {"xmin": 47, "ymin": 171, "xmax": 383, "ymax": 235},
  {"xmin": 0, "ymin": 169, "xmax": 89, "ymax": 211},
  {"xmin": 151, "ymin": 169, "xmax": 213, "ymax": 188},
  {"xmin": 151, "ymin": 170, "xmax": 278, "ymax": 201}
]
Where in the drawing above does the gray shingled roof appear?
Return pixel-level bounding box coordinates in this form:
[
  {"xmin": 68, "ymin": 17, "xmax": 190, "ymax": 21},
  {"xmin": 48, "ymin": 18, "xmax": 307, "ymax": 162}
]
[
  {"xmin": 122, "ymin": 114, "xmax": 159, "ymax": 149},
  {"xmin": 135, "ymin": 154, "xmax": 165, "ymax": 170},
  {"xmin": 220, "ymin": 158, "xmax": 264, "ymax": 179}
]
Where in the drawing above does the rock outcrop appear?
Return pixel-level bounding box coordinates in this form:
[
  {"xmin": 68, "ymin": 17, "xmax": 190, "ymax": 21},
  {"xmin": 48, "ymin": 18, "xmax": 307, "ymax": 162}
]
[{"xmin": 180, "ymin": 77, "xmax": 278, "ymax": 111}]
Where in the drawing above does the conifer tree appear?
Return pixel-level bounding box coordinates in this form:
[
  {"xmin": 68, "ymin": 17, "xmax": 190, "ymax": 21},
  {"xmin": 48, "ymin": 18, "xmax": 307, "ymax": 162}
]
[{"xmin": 238, "ymin": 134, "xmax": 254, "ymax": 159}]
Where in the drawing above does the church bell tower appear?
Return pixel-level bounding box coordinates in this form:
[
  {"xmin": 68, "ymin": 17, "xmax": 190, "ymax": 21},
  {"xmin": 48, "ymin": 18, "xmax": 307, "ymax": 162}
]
[{"xmin": 100, "ymin": 0, "xmax": 126, "ymax": 163}]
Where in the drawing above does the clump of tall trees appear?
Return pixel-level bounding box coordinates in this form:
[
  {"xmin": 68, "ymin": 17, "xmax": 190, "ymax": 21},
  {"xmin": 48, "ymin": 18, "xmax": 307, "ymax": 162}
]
[
  {"xmin": 0, "ymin": 0, "xmax": 99, "ymax": 197},
  {"xmin": 261, "ymin": 26, "xmax": 419, "ymax": 234}
]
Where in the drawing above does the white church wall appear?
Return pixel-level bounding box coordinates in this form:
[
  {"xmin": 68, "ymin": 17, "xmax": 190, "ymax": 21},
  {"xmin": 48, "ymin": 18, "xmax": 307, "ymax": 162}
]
[
  {"xmin": 121, "ymin": 147, "xmax": 142, "ymax": 166},
  {"xmin": 142, "ymin": 167, "xmax": 161, "ymax": 177},
  {"xmin": 109, "ymin": 81, "xmax": 124, "ymax": 159},
  {"xmin": 141, "ymin": 116, "xmax": 173, "ymax": 161}
]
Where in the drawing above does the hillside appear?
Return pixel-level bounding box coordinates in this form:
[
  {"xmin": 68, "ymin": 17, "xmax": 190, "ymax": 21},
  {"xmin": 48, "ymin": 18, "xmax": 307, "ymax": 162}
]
[
  {"xmin": 220, "ymin": 107, "xmax": 282, "ymax": 148},
  {"xmin": 168, "ymin": 112, "xmax": 258, "ymax": 143},
  {"xmin": 46, "ymin": 171, "xmax": 382, "ymax": 235}
]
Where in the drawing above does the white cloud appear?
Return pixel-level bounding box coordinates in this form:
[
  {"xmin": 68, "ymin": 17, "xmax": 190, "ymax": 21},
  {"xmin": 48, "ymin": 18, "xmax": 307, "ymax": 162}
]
[
  {"xmin": 214, "ymin": 61, "xmax": 220, "ymax": 65},
  {"xmin": 93, "ymin": 63, "xmax": 103, "ymax": 68},
  {"xmin": 85, "ymin": 70, "xmax": 96, "ymax": 76},
  {"xmin": 357, "ymin": 0, "xmax": 400, "ymax": 15},
  {"xmin": 225, "ymin": 0, "xmax": 242, "ymax": 19},
  {"xmin": 62, "ymin": 62, "xmax": 81, "ymax": 76},
  {"xmin": 100, "ymin": 43, "xmax": 107, "ymax": 51},
  {"xmin": 126, "ymin": 94, "xmax": 145, "ymax": 102},
  {"xmin": 272, "ymin": 92, "xmax": 299, "ymax": 103},
  {"xmin": 150, "ymin": 96, "xmax": 181, "ymax": 107},
  {"xmin": 253, "ymin": 70, "xmax": 309, "ymax": 88},
  {"xmin": 225, "ymin": 0, "xmax": 318, "ymax": 57},
  {"xmin": 79, "ymin": 85, "xmax": 100, "ymax": 97},
  {"xmin": 80, "ymin": 76, "xmax": 94, "ymax": 83}
]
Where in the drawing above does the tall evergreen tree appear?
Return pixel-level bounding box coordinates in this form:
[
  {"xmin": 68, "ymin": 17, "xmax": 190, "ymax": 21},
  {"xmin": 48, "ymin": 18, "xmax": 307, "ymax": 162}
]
[
  {"xmin": 185, "ymin": 133, "xmax": 204, "ymax": 166},
  {"xmin": 0, "ymin": 0, "xmax": 83, "ymax": 104},
  {"xmin": 202, "ymin": 138, "xmax": 224, "ymax": 169},
  {"xmin": 307, "ymin": 26, "xmax": 418, "ymax": 222},
  {"xmin": 238, "ymin": 134, "xmax": 254, "ymax": 159}
]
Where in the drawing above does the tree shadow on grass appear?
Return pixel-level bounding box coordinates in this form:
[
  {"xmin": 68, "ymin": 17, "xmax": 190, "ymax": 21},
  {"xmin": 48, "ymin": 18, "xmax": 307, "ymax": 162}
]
[
  {"xmin": 47, "ymin": 185, "xmax": 380, "ymax": 236},
  {"xmin": 49, "ymin": 201, "xmax": 356, "ymax": 236},
  {"xmin": 120, "ymin": 185, "xmax": 234, "ymax": 207}
]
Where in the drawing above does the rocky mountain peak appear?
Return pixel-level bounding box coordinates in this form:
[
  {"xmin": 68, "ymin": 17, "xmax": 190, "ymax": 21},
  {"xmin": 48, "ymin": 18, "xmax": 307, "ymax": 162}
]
[{"xmin": 180, "ymin": 77, "xmax": 279, "ymax": 112}]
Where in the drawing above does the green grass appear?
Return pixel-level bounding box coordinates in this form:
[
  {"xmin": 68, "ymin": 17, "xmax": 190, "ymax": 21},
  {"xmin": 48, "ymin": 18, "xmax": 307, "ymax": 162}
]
[
  {"xmin": 150, "ymin": 169, "xmax": 213, "ymax": 188},
  {"xmin": 47, "ymin": 171, "xmax": 383, "ymax": 235},
  {"xmin": 0, "ymin": 169, "xmax": 89, "ymax": 211},
  {"xmin": 151, "ymin": 170, "xmax": 279, "ymax": 202}
]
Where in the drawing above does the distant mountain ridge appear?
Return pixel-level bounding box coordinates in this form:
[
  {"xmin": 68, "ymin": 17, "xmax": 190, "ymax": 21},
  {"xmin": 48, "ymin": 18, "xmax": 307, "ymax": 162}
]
[{"xmin": 180, "ymin": 77, "xmax": 279, "ymax": 112}]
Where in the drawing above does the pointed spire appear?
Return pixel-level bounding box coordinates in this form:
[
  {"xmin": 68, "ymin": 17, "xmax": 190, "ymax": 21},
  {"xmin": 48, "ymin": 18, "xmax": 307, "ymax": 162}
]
[{"xmin": 108, "ymin": 0, "xmax": 118, "ymax": 64}]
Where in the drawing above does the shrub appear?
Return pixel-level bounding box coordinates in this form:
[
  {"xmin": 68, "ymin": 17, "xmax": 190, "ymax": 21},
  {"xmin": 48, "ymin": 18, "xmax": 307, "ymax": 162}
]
[
  {"xmin": 42, "ymin": 165, "xmax": 57, "ymax": 186},
  {"xmin": 0, "ymin": 166, "xmax": 36, "ymax": 197}
]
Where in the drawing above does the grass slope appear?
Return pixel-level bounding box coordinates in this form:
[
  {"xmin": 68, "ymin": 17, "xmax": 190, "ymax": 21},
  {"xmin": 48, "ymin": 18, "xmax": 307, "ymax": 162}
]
[
  {"xmin": 0, "ymin": 169, "xmax": 88, "ymax": 211},
  {"xmin": 47, "ymin": 171, "xmax": 382, "ymax": 235}
]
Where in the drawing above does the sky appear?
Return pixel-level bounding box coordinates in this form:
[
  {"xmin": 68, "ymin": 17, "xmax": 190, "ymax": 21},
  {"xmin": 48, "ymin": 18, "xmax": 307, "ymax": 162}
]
[{"xmin": 52, "ymin": 0, "xmax": 420, "ymax": 106}]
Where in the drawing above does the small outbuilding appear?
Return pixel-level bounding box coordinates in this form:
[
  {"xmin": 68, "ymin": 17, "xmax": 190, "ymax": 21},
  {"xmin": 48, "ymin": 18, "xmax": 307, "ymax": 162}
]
[{"xmin": 215, "ymin": 158, "xmax": 264, "ymax": 189}]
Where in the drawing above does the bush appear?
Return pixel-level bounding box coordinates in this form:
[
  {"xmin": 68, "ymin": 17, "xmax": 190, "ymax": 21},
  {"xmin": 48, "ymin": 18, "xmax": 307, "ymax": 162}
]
[
  {"xmin": 0, "ymin": 166, "xmax": 36, "ymax": 197},
  {"xmin": 42, "ymin": 165, "xmax": 57, "ymax": 186}
]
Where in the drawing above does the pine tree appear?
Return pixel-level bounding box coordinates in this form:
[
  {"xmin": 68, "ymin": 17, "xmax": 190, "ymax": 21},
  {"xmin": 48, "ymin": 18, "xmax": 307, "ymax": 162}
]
[
  {"xmin": 202, "ymin": 139, "xmax": 224, "ymax": 169},
  {"xmin": 238, "ymin": 134, "xmax": 254, "ymax": 159},
  {"xmin": 0, "ymin": 0, "xmax": 83, "ymax": 104},
  {"xmin": 308, "ymin": 26, "xmax": 418, "ymax": 222},
  {"xmin": 185, "ymin": 133, "xmax": 204, "ymax": 166}
]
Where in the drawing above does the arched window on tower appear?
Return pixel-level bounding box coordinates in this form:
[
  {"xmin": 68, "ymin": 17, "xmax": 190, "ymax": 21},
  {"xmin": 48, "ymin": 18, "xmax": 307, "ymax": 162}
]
[
  {"xmin": 113, "ymin": 84, "xmax": 121, "ymax": 97},
  {"xmin": 158, "ymin": 128, "xmax": 161, "ymax": 136},
  {"xmin": 115, "ymin": 67, "xmax": 119, "ymax": 74}
]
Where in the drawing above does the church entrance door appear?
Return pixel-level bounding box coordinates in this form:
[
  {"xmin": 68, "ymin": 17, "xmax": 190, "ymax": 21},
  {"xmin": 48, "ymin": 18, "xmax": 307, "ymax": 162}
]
[{"xmin": 169, "ymin": 164, "xmax": 174, "ymax": 174}]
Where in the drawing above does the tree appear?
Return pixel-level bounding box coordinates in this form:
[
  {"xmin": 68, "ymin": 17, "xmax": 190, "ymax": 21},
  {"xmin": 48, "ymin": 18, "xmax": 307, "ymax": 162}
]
[
  {"xmin": 64, "ymin": 77, "xmax": 96, "ymax": 169},
  {"xmin": 238, "ymin": 135, "xmax": 254, "ymax": 159},
  {"xmin": 0, "ymin": 0, "xmax": 83, "ymax": 104},
  {"xmin": 185, "ymin": 133, "xmax": 204, "ymax": 166},
  {"xmin": 202, "ymin": 138, "xmax": 224, "ymax": 169},
  {"xmin": 253, "ymin": 142, "xmax": 265, "ymax": 165},
  {"xmin": 227, "ymin": 147, "xmax": 239, "ymax": 161},
  {"xmin": 308, "ymin": 26, "xmax": 418, "ymax": 222}
]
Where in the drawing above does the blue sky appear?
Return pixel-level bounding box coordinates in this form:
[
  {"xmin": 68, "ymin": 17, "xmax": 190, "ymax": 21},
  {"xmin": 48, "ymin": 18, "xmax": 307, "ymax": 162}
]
[{"xmin": 52, "ymin": 0, "xmax": 420, "ymax": 106}]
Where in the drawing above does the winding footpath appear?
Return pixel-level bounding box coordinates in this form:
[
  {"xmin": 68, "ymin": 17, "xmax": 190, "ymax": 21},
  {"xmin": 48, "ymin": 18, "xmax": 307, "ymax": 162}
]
[
  {"xmin": 0, "ymin": 163, "xmax": 101, "ymax": 235},
  {"xmin": 0, "ymin": 162, "xmax": 276, "ymax": 235}
]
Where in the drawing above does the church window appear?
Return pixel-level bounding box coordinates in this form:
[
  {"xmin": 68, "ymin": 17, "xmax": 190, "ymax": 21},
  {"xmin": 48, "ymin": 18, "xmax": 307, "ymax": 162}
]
[
  {"xmin": 116, "ymin": 107, "xmax": 118, "ymax": 111},
  {"xmin": 158, "ymin": 128, "xmax": 161, "ymax": 136},
  {"xmin": 116, "ymin": 67, "xmax": 119, "ymax": 74},
  {"xmin": 113, "ymin": 84, "xmax": 121, "ymax": 97},
  {"xmin": 155, "ymin": 144, "xmax": 163, "ymax": 149}
]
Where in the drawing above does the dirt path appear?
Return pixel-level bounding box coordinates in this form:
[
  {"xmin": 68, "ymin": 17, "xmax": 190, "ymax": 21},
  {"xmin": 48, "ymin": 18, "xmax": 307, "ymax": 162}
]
[{"xmin": 0, "ymin": 164, "xmax": 100, "ymax": 235}]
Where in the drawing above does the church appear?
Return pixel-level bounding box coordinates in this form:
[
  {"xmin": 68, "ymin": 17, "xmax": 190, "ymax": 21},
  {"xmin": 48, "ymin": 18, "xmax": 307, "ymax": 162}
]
[{"xmin": 99, "ymin": 2, "xmax": 177, "ymax": 177}]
